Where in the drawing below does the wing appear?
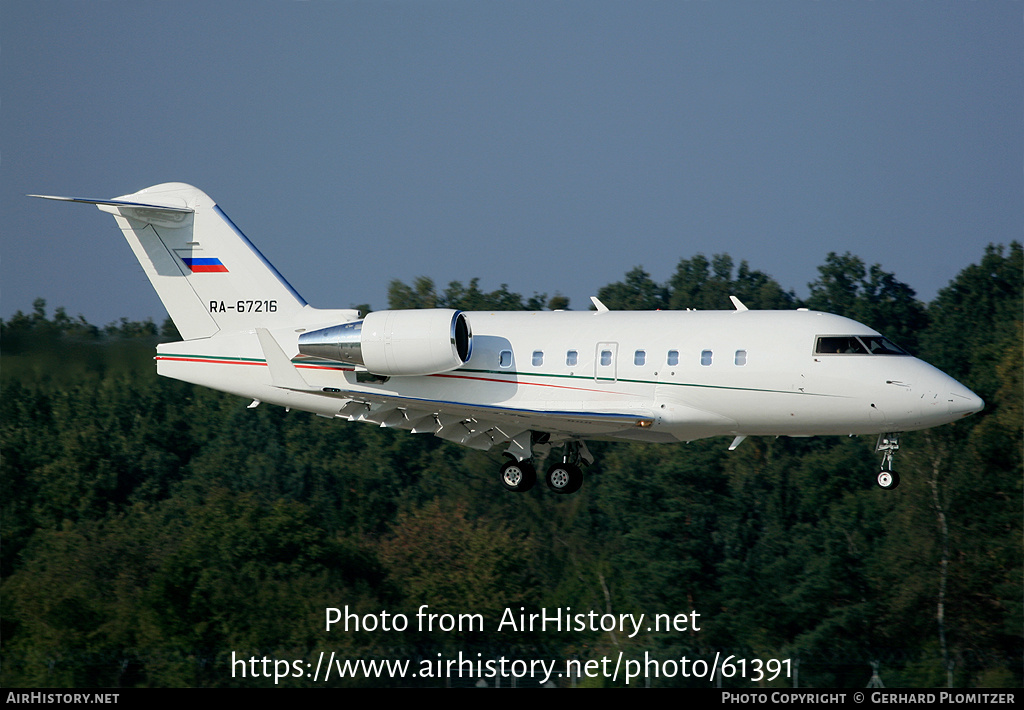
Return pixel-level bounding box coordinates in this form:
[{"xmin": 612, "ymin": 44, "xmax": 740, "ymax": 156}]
[{"xmin": 332, "ymin": 390, "xmax": 655, "ymax": 451}]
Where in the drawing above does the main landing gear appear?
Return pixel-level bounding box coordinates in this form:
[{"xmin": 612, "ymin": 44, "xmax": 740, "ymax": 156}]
[
  {"xmin": 875, "ymin": 433, "xmax": 901, "ymax": 490},
  {"xmin": 500, "ymin": 437, "xmax": 591, "ymax": 494},
  {"xmin": 545, "ymin": 460, "xmax": 583, "ymax": 495},
  {"xmin": 499, "ymin": 459, "xmax": 537, "ymax": 493}
]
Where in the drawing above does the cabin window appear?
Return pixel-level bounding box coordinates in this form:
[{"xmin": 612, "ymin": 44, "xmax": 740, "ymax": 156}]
[
  {"xmin": 700, "ymin": 350, "xmax": 713, "ymax": 366},
  {"xmin": 734, "ymin": 350, "xmax": 747, "ymax": 366},
  {"xmin": 634, "ymin": 349, "xmax": 646, "ymax": 366},
  {"xmin": 600, "ymin": 350, "xmax": 612, "ymax": 366},
  {"xmin": 667, "ymin": 350, "xmax": 679, "ymax": 366},
  {"xmin": 566, "ymin": 350, "xmax": 578, "ymax": 366},
  {"xmin": 499, "ymin": 350, "xmax": 512, "ymax": 368},
  {"xmin": 532, "ymin": 350, "xmax": 544, "ymax": 366}
]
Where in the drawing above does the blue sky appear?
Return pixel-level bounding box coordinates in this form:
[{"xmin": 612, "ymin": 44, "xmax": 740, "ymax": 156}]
[{"xmin": 4, "ymin": 1, "xmax": 1021, "ymax": 326}]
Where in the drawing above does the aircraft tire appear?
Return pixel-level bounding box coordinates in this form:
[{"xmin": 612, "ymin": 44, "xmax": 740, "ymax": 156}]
[
  {"xmin": 546, "ymin": 463, "xmax": 583, "ymax": 494},
  {"xmin": 877, "ymin": 470, "xmax": 900, "ymax": 490},
  {"xmin": 500, "ymin": 460, "xmax": 536, "ymax": 492}
]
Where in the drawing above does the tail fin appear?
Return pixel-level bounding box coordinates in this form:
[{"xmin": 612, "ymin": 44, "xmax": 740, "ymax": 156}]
[{"xmin": 31, "ymin": 183, "xmax": 307, "ymax": 339}]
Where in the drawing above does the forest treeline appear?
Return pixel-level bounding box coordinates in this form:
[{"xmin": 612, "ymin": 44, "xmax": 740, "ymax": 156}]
[{"xmin": 1, "ymin": 245, "xmax": 1020, "ymax": 687}]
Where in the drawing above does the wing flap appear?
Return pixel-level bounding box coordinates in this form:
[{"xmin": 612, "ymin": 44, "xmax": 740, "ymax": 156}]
[{"xmin": 311, "ymin": 386, "xmax": 650, "ymax": 451}]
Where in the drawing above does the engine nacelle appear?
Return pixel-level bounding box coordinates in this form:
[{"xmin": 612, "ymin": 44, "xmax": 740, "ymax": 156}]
[{"xmin": 297, "ymin": 309, "xmax": 472, "ymax": 376}]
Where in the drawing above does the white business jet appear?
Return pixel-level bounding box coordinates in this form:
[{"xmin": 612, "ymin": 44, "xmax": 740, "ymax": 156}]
[{"xmin": 31, "ymin": 183, "xmax": 983, "ymax": 493}]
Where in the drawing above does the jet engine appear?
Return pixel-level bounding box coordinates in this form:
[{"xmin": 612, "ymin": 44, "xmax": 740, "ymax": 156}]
[{"xmin": 298, "ymin": 309, "xmax": 472, "ymax": 376}]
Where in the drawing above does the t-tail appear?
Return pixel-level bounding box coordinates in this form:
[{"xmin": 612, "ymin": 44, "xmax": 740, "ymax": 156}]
[{"xmin": 30, "ymin": 183, "xmax": 315, "ymax": 339}]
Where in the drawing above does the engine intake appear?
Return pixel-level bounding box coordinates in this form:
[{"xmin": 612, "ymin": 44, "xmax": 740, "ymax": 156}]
[{"xmin": 298, "ymin": 309, "xmax": 472, "ymax": 377}]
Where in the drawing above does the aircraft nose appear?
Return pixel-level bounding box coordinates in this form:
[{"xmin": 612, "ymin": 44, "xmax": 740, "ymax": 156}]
[{"xmin": 947, "ymin": 386, "xmax": 984, "ymax": 418}]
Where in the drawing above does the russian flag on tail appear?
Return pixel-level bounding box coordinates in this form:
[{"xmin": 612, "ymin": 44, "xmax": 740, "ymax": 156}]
[{"xmin": 182, "ymin": 257, "xmax": 228, "ymax": 273}]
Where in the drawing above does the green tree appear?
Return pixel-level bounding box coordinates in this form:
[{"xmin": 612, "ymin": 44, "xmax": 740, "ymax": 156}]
[
  {"xmin": 377, "ymin": 499, "xmax": 537, "ymax": 637},
  {"xmin": 918, "ymin": 243, "xmax": 1022, "ymax": 400},
  {"xmin": 807, "ymin": 252, "xmax": 928, "ymax": 350},
  {"xmin": 387, "ymin": 276, "xmax": 439, "ymax": 309},
  {"xmin": 668, "ymin": 254, "xmax": 796, "ymax": 310},
  {"xmin": 596, "ymin": 266, "xmax": 667, "ymax": 310},
  {"xmin": 386, "ymin": 276, "xmax": 557, "ymax": 311}
]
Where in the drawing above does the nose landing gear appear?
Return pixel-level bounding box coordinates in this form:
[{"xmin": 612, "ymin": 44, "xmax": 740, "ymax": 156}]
[
  {"xmin": 876, "ymin": 433, "xmax": 901, "ymax": 490},
  {"xmin": 877, "ymin": 469, "xmax": 900, "ymax": 489}
]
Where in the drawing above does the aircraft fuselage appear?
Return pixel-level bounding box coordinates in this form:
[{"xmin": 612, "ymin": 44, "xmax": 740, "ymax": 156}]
[{"xmin": 155, "ymin": 308, "xmax": 981, "ymax": 445}]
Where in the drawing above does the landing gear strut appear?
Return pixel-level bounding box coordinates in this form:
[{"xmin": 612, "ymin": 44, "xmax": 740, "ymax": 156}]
[{"xmin": 875, "ymin": 433, "xmax": 901, "ymax": 490}]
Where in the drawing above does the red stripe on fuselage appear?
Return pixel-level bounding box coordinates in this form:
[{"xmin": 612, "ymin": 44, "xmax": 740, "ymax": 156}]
[
  {"xmin": 429, "ymin": 371, "xmax": 621, "ymax": 396},
  {"xmin": 155, "ymin": 356, "xmax": 620, "ymax": 395}
]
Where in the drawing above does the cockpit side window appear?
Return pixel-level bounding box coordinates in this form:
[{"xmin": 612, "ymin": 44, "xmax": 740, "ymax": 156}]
[{"xmin": 815, "ymin": 335, "xmax": 908, "ymax": 355}]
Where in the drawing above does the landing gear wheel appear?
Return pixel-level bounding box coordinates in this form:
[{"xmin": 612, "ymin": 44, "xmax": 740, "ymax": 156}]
[
  {"xmin": 546, "ymin": 462, "xmax": 583, "ymax": 494},
  {"xmin": 877, "ymin": 470, "xmax": 901, "ymax": 490},
  {"xmin": 500, "ymin": 460, "xmax": 536, "ymax": 492}
]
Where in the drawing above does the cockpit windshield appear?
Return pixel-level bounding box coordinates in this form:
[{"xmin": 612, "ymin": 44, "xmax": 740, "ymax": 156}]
[
  {"xmin": 860, "ymin": 336, "xmax": 908, "ymax": 355},
  {"xmin": 815, "ymin": 335, "xmax": 908, "ymax": 356}
]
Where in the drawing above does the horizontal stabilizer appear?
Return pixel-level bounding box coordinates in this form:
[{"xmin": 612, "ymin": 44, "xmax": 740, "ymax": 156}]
[{"xmin": 28, "ymin": 194, "xmax": 194, "ymax": 213}]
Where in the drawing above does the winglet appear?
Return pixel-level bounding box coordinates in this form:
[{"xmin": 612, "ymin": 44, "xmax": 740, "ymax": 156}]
[{"xmin": 729, "ymin": 296, "xmax": 749, "ymax": 312}]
